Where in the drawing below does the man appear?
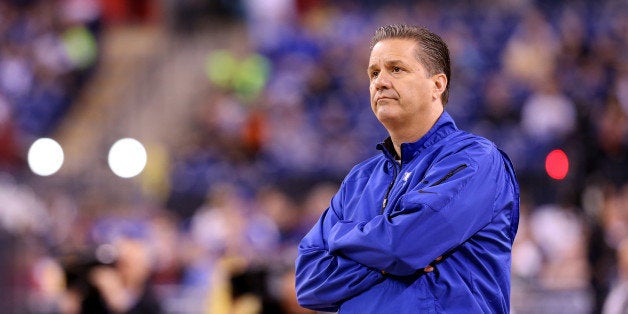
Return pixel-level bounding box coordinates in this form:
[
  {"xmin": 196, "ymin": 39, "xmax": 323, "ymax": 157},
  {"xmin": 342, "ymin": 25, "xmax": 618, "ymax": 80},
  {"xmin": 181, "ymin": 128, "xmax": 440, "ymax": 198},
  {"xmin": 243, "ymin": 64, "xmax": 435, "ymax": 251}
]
[{"xmin": 295, "ymin": 25, "xmax": 520, "ymax": 313}]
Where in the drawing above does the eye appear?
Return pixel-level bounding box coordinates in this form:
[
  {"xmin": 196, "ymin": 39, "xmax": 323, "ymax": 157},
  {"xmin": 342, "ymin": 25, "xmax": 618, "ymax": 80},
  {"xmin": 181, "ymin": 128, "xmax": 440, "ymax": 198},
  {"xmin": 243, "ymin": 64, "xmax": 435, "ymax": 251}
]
[
  {"xmin": 392, "ymin": 66, "xmax": 401, "ymax": 73},
  {"xmin": 370, "ymin": 70, "xmax": 379, "ymax": 78}
]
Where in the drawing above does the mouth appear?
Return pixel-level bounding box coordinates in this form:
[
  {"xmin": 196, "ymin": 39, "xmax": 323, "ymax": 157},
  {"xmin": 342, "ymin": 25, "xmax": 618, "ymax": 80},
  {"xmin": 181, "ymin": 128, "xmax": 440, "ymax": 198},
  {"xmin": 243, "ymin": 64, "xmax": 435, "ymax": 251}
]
[
  {"xmin": 375, "ymin": 96, "xmax": 396, "ymax": 104},
  {"xmin": 374, "ymin": 91, "xmax": 398, "ymax": 102}
]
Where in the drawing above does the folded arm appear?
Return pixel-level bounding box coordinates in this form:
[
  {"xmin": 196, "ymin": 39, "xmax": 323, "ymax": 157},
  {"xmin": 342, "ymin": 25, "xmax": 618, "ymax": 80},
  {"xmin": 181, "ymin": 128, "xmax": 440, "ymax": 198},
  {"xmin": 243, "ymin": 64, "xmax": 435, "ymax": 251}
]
[
  {"xmin": 295, "ymin": 196, "xmax": 384, "ymax": 311},
  {"xmin": 327, "ymin": 146, "xmax": 507, "ymax": 276}
]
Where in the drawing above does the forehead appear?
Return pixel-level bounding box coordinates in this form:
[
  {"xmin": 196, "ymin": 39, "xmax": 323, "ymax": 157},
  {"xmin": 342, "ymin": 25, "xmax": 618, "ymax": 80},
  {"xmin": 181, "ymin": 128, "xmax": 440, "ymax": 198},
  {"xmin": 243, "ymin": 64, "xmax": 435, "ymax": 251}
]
[{"xmin": 369, "ymin": 38, "xmax": 419, "ymax": 65}]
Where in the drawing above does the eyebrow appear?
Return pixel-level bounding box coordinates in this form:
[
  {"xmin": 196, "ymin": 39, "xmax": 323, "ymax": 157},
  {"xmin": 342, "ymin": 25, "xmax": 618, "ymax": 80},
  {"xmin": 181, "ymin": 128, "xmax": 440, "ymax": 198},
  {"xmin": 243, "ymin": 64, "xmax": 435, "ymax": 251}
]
[{"xmin": 367, "ymin": 59, "xmax": 406, "ymax": 72}]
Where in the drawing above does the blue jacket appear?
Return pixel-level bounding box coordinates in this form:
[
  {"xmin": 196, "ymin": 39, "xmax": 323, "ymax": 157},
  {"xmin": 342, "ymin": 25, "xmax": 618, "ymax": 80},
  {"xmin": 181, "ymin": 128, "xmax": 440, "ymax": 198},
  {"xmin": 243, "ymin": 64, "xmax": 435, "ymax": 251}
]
[{"xmin": 295, "ymin": 111, "xmax": 520, "ymax": 313}]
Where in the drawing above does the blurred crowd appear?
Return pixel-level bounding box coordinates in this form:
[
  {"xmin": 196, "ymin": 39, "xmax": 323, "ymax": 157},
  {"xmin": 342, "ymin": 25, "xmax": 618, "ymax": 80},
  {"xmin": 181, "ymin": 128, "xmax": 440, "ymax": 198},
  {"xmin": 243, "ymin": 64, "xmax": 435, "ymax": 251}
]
[
  {"xmin": 0, "ymin": 0, "xmax": 101, "ymax": 171},
  {"xmin": 1, "ymin": 0, "xmax": 627, "ymax": 313}
]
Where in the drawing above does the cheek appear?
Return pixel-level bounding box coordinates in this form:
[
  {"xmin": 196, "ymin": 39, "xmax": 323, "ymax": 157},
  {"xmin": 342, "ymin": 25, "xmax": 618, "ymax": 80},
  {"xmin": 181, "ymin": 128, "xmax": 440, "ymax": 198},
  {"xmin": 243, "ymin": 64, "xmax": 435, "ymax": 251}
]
[
  {"xmin": 406, "ymin": 82, "xmax": 429, "ymax": 98},
  {"xmin": 370, "ymin": 101, "xmax": 378, "ymax": 115},
  {"xmin": 369, "ymin": 86, "xmax": 377, "ymax": 104}
]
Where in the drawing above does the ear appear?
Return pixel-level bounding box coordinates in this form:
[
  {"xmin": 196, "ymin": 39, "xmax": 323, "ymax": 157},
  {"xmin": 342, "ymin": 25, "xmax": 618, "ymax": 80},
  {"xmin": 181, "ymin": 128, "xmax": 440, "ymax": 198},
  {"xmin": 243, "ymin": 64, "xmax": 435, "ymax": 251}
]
[{"xmin": 431, "ymin": 73, "xmax": 447, "ymax": 102}]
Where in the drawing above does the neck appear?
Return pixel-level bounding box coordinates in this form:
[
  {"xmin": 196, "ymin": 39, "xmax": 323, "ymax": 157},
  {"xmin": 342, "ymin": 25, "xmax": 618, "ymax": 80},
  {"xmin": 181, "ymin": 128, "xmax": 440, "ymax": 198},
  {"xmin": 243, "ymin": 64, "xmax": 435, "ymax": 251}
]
[{"xmin": 387, "ymin": 107, "xmax": 443, "ymax": 158}]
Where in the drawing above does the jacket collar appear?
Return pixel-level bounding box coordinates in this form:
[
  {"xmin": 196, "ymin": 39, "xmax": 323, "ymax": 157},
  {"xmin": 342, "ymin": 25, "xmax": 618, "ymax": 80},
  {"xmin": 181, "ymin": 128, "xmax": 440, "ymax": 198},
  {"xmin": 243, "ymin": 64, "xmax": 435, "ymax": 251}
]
[{"xmin": 377, "ymin": 111, "xmax": 459, "ymax": 163}]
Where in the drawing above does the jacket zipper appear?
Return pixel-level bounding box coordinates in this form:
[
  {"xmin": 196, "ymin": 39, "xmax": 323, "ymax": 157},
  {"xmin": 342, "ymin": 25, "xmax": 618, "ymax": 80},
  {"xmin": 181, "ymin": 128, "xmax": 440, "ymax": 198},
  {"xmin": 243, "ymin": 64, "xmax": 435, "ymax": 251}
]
[
  {"xmin": 429, "ymin": 164, "xmax": 468, "ymax": 187},
  {"xmin": 381, "ymin": 161, "xmax": 399, "ymax": 214}
]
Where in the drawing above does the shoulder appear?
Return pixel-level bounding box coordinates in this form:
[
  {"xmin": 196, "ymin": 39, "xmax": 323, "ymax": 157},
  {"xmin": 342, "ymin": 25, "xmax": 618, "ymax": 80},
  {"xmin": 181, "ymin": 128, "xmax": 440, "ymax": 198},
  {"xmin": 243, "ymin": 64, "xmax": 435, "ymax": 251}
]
[
  {"xmin": 431, "ymin": 131, "xmax": 507, "ymax": 171},
  {"xmin": 443, "ymin": 131, "xmax": 499, "ymax": 156}
]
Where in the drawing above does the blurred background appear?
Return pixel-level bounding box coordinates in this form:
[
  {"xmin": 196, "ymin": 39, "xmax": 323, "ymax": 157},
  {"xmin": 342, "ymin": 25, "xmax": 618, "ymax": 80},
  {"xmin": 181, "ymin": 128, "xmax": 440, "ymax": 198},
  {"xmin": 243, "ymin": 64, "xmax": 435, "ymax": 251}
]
[{"xmin": 0, "ymin": 0, "xmax": 626, "ymax": 313}]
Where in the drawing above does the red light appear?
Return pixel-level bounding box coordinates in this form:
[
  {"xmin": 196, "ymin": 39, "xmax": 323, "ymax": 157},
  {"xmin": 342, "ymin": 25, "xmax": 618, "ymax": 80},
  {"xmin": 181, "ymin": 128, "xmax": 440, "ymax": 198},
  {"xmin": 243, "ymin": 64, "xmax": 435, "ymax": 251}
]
[{"xmin": 545, "ymin": 149, "xmax": 569, "ymax": 180}]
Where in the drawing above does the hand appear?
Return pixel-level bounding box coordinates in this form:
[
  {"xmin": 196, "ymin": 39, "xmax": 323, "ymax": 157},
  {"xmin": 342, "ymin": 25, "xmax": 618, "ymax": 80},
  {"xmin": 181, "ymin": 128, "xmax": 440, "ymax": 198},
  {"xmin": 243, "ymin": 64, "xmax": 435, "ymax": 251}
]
[
  {"xmin": 380, "ymin": 255, "xmax": 444, "ymax": 275},
  {"xmin": 423, "ymin": 256, "xmax": 443, "ymax": 273}
]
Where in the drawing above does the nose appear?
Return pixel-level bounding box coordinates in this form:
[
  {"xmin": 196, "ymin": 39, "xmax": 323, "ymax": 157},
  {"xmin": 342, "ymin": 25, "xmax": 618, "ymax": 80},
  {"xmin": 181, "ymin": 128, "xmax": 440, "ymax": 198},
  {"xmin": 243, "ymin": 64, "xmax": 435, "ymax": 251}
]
[{"xmin": 373, "ymin": 71, "xmax": 391, "ymax": 91}]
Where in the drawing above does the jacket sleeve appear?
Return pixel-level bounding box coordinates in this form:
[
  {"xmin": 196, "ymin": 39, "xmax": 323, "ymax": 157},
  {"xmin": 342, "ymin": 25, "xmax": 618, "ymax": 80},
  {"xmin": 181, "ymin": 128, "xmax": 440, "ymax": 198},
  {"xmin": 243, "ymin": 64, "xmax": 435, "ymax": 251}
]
[
  {"xmin": 327, "ymin": 143, "xmax": 515, "ymax": 276},
  {"xmin": 295, "ymin": 187, "xmax": 384, "ymax": 312}
]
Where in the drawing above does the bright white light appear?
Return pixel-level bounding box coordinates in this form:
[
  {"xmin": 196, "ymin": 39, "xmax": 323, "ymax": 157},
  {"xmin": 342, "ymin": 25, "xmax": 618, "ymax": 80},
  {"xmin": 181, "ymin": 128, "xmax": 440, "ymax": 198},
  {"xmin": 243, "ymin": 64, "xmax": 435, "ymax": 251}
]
[
  {"xmin": 108, "ymin": 138, "xmax": 147, "ymax": 178},
  {"xmin": 28, "ymin": 138, "xmax": 64, "ymax": 176}
]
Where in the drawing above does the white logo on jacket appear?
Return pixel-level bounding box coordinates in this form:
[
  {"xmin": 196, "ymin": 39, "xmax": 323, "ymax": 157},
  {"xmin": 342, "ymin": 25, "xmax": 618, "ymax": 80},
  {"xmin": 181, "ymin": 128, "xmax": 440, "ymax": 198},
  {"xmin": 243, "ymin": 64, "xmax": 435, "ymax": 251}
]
[{"xmin": 402, "ymin": 172, "xmax": 412, "ymax": 184}]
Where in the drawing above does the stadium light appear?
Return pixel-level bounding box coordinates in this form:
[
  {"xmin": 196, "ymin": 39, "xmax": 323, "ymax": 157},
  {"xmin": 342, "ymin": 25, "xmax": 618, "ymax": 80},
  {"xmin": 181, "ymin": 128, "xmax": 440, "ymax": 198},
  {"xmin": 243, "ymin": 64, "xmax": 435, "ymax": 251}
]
[
  {"xmin": 28, "ymin": 138, "xmax": 64, "ymax": 176},
  {"xmin": 108, "ymin": 138, "xmax": 147, "ymax": 178},
  {"xmin": 545, "ymin": 149, "xmax": 569, "ymax": 180}
]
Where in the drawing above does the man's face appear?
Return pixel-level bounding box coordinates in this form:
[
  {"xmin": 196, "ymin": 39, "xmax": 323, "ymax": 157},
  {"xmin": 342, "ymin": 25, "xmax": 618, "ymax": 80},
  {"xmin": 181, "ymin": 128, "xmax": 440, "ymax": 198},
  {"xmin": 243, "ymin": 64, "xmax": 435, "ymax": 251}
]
[{"xmin": 368, "ymin": 39, "xmax": 436, "ymax": 129}]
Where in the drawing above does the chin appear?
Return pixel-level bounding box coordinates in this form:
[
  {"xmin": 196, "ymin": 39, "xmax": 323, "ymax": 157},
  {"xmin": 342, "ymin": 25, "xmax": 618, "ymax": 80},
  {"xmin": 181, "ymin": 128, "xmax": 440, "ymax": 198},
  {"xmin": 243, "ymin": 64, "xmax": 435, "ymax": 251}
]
[
  {"xmin": 375, "ymin": 105, "xmax": 395, "ymax": 117},
  {"xmin": 375, "ymin": 112, "xmax": 399, "ymax": 126}
]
